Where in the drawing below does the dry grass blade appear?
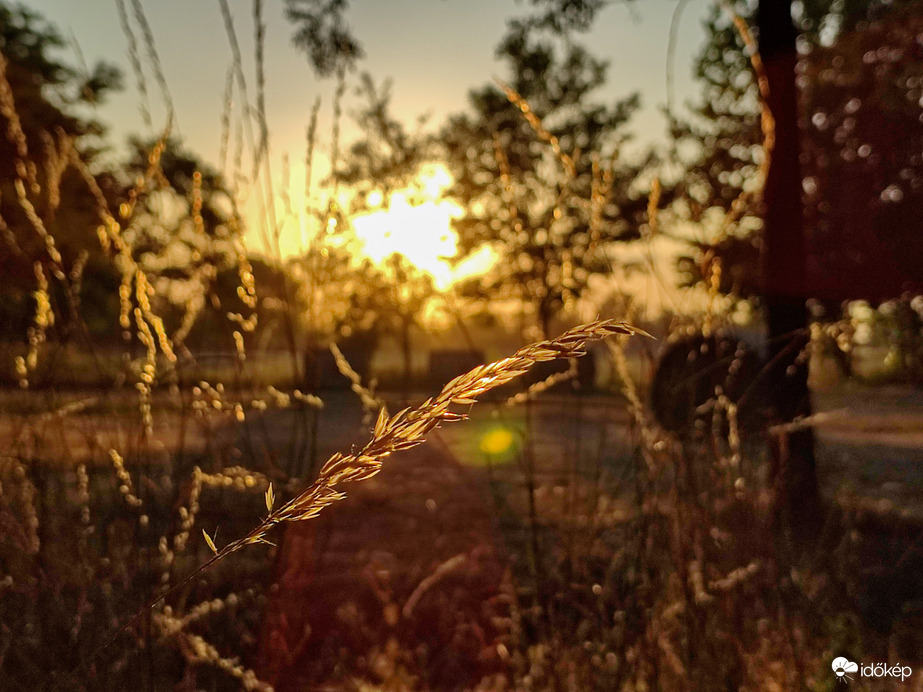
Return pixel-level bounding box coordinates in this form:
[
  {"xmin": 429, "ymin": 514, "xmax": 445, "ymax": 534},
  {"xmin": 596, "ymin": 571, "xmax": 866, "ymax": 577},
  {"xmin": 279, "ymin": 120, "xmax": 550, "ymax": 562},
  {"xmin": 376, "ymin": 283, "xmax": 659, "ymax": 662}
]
[
  {"xmin": 115, "ymin": 0, "xmax": 152, "ymax": 133},
  {"xmin": 83, "ymin": 319, "xmax": 648, "ymax": 673},
  {"xmin": 0, "ymin": 50, "xmax": 37, "ymax": 189},
  {"xmin": 403, "ymin": 553, "xmax": 468, "ymax": 619},
  {"xmin": 330, "ymin": 342, "xmax": 384, "ymax": 412},
  {"xmin": 128, "ymin": 0, "xmax": 174, "ymax": 118},
  {"xmin": 713, "ymin": 1, "xmax": 775, "ymax": 239},
  {"xmin": 211, "ymin": 320, "xmax": 647, "ymax": 556},
  {"xmin": 498, "ymin": 79, "xmax": 577, "ymax": 178},
  {"xmin": 503, "ymin": 358, "xmax": 578, "ymax": 408}
]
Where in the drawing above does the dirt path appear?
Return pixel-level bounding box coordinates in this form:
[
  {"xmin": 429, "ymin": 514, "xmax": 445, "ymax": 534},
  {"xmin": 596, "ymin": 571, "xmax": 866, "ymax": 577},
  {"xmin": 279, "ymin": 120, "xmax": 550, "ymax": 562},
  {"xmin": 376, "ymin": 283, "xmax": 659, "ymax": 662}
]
[
  {"xmin": 255, "ymin": 412, "xmax": 511, "ymax": 691},
  {"xmin": 248, "ymin": 386, "xmax": 923, "ymax": 689}
]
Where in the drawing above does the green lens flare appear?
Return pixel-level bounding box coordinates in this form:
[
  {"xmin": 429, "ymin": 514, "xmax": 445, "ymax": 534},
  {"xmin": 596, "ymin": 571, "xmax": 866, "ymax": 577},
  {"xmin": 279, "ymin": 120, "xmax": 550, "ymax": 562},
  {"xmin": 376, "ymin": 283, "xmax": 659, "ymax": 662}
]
[{"xmin": 480, "ymin": 427, "xmax": 515, "ymax": 456}]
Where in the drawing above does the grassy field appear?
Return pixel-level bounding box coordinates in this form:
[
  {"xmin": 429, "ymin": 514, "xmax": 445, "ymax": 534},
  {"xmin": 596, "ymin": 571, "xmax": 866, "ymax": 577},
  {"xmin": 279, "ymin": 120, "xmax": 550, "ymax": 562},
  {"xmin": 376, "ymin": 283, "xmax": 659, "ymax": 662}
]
[
  {"xmin": 4, "ymin": 362, "xmax": 923, "ymax": 689},
  {"xmin": 3, "ymin": 1, "xmax": 923, "ymax": 688}
]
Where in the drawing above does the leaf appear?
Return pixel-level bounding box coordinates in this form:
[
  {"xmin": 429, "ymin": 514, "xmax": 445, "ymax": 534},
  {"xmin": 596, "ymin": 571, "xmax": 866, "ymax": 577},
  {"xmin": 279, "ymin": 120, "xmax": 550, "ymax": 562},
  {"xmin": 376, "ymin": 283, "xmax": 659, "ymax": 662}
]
[
  {"xmin": 452, "ymin": 397, "xmax": 477, "ymax": 405},
  {"xmin": 390, "ymin": 406, "xmax": 412, "ymax": 425},
  {"xmin": 203, "ymin": 529, "xmax": 218, "ymax": 555},
  {"xmin": 374, "ymin": 406, "xmax": 389, "ymax": 436}
]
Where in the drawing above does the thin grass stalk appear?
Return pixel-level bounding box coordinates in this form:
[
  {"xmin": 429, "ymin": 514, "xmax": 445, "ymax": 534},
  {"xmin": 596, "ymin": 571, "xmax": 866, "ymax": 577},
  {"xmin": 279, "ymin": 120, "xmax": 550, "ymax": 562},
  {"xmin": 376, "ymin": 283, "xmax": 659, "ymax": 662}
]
[
  {"xmin": 330, "ymin": 62, "xmax": 347, "ymax": 201},
  {"xmin": 218, "ymin": 64, "xmax": 235, "ymax": 174},
  {"xmin": 498, "ymin": 80, "xmax": 576, "ymax": 178},
  {"xmin": 521, "ymin": 379, "xmax": 549, "ymax": 640},
  {"xmin": 564, "ymin": 370, "xmax": 583, "ymax": 583},
  {"xmin": 115, "ymin": 0, "xmax": 152, "ymax": 134},
  {"xmin": 502, "ymin": 359, "xmax": 577, "ymax": 408},
  {"xmin": 128, "ymin": 0, "xmax": 174, "ymax": 120},
  {"xmin": 713, "ymin": 1, "xmax": 775, "ymax": 241},
  {"xmin": 330, "ymin": 342, "xmax": 383, "ymax": 415},
  {"xmin": 217, "ymin": 0, "xmax": 273, "ymax": 255}
]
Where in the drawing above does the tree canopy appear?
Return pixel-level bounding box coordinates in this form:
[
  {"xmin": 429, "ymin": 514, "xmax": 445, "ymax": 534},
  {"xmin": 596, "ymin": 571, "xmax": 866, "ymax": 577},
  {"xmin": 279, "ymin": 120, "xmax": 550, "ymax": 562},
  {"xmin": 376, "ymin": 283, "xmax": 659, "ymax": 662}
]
[
  {"xmin": 673, "ymin": 0, "xmax": 923, "ymax": 304},
  {"xmin": 439, "ymin": 24, "xmax": 649, "ymax": 335},
  {"xmin": 284, "ymin": 0, "xmax": 614, "ymax": 77}
]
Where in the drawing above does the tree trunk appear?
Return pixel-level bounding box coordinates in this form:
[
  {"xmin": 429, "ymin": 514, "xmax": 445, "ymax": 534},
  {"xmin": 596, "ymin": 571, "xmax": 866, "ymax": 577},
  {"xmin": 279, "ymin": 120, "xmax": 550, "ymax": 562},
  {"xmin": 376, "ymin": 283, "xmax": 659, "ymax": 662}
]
[
  {"xmin": 757, "ymin": 0, "xmax": 823, "ymax": 550},
  {"xmin": 537, "ymin": 298, "xmax": 553, "ymax": 341}
]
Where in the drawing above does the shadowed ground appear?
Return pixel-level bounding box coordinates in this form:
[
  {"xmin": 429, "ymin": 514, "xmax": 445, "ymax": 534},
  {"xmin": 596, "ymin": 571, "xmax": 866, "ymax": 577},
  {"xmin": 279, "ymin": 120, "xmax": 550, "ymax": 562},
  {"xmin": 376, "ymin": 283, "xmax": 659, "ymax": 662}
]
[
  {"xmin": 255, "ymin": 423, "xmax": 511, "ymax": 690},
  {"xmin": 254, "ymin": 385, "xmax": 923, "ymax": 688},
  {"xmin": 2, "ymin": 383, "xmax": 920, "ymax": 687}
]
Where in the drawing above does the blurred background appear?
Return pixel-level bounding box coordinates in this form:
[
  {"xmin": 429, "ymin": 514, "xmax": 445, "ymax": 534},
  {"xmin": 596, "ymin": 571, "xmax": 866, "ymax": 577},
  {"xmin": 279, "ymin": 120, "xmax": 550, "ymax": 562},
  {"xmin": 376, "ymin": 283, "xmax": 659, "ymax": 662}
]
[{"xmin": 1, "ymin": 0, "xmax": 922, "ymax": 689}]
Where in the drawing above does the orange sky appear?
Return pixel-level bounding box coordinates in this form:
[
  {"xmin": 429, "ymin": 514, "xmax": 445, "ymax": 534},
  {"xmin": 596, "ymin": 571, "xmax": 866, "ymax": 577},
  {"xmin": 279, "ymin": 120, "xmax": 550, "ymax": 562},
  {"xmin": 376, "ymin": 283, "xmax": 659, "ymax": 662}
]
[{"xmin": 27, "ymin": 0, "xmax": 713, "ymax": 312}]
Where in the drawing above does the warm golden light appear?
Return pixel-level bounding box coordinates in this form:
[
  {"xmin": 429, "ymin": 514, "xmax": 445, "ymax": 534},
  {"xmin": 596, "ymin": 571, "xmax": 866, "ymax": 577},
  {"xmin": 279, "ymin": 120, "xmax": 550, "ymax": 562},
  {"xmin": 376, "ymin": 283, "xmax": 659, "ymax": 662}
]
[
  {"xmin": 350, "ymin": 165, "xmax": 495, "ymax": 289},
  {"xmin": 352, "ymin": 194, "xmax": 459, "ymax": 288}
]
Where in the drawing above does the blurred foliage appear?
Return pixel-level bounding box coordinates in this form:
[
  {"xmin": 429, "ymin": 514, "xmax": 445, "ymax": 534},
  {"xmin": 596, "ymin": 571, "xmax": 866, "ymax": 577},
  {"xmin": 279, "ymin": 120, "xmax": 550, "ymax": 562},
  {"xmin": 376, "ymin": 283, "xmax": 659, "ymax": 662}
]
[
  {"xmin": 118, "ymin": 136, "xmax": 247, "ymax": 347},
  {"xmin": 336, "ymin": 73, "xmax": 433, "ymax": 205},
  {"xmin": 286, "ymin": 2, "xmax": 655, "ymax": 338},
  {"xmin": 177, "ymin": 256, "xmax": 302, "ymax": 353},
  {"xmin": 673, "ymin": 0, "xmax": 923, "ymax": 305},
  {"xmin": 800, "ymin": 3, "xmax": 923, "ymax": 301},
  {"xmin": 0, "ymin": 2, "xmax": 123, "ymax": 339},
  {"xmin": 290, "ymin": 241, "xmax": 432, "ymax": 372},
  {"xmin": 875, "ymin": 295, "xmax": 923, "ymax": 383},
  {"xmin": 440, "ymin": 24, "xmax": 652, "ymax": 336},
  {"xmin": 285, "ymin": 0, "xmax": 615, "ymax": 77},
  {"xmin": 285, "ymin": 0, "xmax": 364, "ymax": 77},
  {"xmin": 121, "ymin": 137, "xmax": 238, "ymax": 275}
]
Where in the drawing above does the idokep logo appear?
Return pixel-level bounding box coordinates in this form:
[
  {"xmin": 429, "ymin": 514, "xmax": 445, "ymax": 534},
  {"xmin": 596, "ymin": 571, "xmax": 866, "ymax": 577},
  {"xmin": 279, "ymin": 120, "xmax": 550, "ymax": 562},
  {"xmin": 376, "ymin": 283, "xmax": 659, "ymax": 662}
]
[
  {"xmin": 832, "ymin": 657, "xmax": 858, "ymax": 683},
  {"xmin": 832, "ymin": 657, "xmax": 913, "ymax": 683}
]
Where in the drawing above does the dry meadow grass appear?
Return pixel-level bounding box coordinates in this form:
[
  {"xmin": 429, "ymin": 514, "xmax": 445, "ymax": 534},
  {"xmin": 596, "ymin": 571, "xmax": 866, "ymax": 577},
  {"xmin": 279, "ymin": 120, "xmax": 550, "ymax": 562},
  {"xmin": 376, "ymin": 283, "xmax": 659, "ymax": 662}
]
[{"xmin": 1, "ymin": 4, "xmax": 922, "ymax": 691}]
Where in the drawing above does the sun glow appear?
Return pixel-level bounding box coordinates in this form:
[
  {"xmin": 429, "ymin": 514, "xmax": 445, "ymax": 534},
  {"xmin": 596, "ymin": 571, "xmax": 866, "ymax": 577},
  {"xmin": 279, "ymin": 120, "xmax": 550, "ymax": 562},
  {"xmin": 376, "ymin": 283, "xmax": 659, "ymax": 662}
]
[{"xmin": 350, "ymin": 165, "xmax": 494, "ymax": 289}]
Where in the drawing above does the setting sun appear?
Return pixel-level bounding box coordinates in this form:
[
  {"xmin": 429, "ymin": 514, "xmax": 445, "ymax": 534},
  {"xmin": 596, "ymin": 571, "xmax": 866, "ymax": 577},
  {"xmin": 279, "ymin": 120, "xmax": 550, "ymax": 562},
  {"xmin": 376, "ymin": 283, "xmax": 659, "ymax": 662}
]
[{"xmin": 350, "ymin": 166, "xmax": 494, "ymax": 289}]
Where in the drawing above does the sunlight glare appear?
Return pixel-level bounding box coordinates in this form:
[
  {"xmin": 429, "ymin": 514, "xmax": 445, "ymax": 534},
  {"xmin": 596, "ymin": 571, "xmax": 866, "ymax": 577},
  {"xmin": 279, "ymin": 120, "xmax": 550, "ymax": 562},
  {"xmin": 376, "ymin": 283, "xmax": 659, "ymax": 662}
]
[{"xmin": 350, "ymin": 165, "xmax": 494, "ymax": 289}]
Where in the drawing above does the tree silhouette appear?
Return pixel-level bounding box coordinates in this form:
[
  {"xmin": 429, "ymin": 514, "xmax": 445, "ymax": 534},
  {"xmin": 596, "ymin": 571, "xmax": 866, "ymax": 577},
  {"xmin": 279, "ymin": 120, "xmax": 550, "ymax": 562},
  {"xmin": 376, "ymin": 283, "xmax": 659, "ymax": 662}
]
[
  {"xmin": 441, "ymin": 24, "xmax": 650, "ymax": 337},
  {"xmin": 284, "ymin": 0, "xmax": 613, "ymax": 77},
  {"xmin": 673, "ymin": 0, "xmax": 923, "ymax": 304},
  {"xmin": 0, "ymin": 1, "xmax": 123, "ymax": 339},
  {"xmin": 327, "ymin": 73, "xmax": 442, "ymax": 391},
  {"xmin": 283, "ymin": 2, "xmax": 657, "ymax": 340},
  {"xmin": 285, "ymin": 0, "xmax": 364, "ymax": 77},
  {"xmin": 757, "ymin": 0, "xmax": 821, "ymax": 548},
  {"xmin": 336, "ymin": 73, "xmax": 433, "ymax": 205}
]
